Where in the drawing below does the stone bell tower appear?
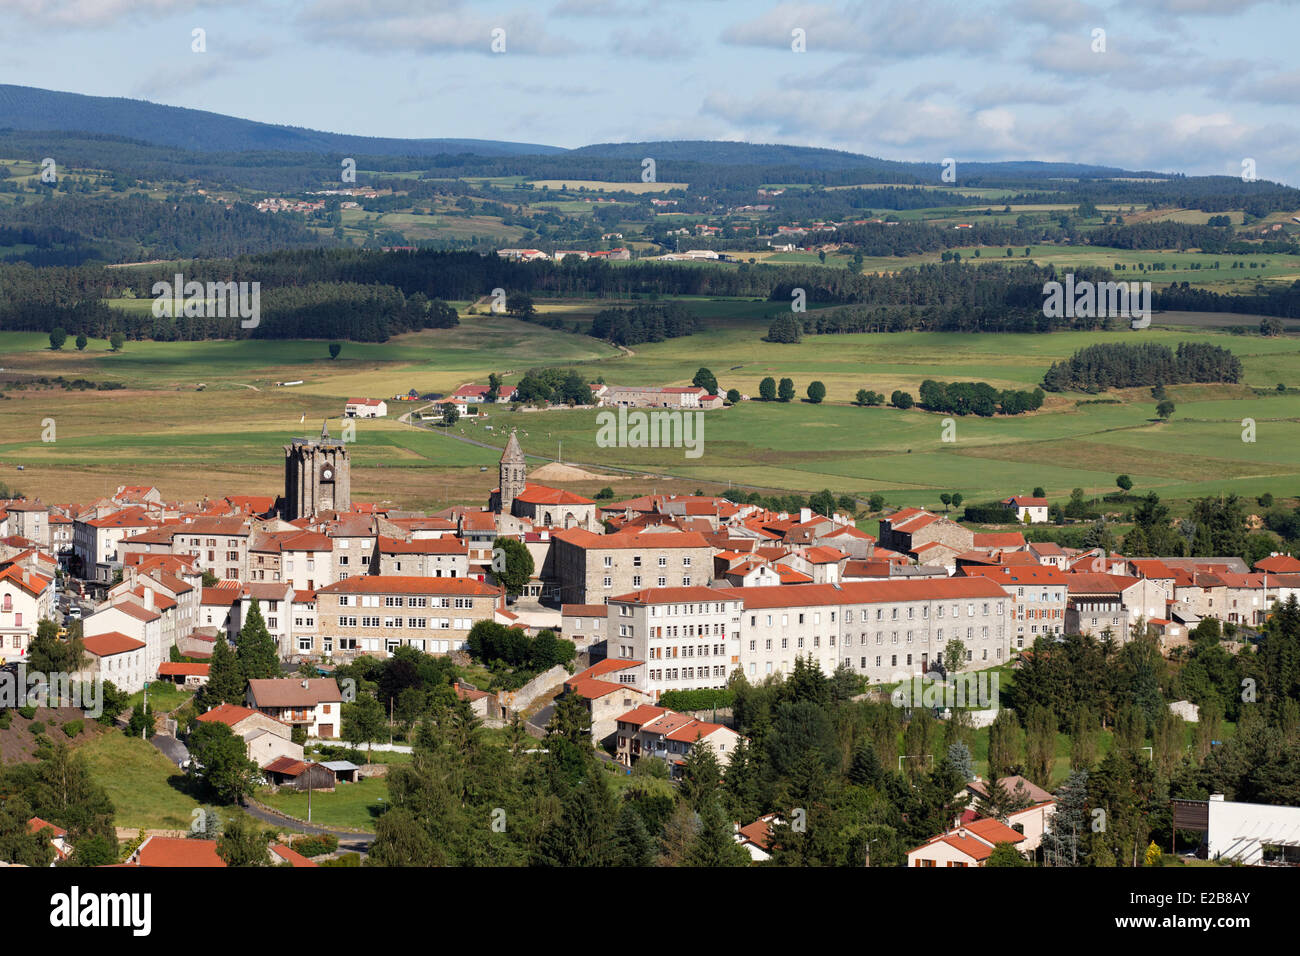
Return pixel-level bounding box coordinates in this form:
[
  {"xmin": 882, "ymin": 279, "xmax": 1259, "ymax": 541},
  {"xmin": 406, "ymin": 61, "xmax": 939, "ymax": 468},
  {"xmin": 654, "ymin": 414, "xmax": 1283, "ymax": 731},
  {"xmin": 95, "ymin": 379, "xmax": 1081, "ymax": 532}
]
[
  {"xmin": 281, "ymin": 420, "xmax": 352, "ymax": 520},
  {"xmin": 498, "ymin": 429, "xmax": 527, "ymax": 516}
]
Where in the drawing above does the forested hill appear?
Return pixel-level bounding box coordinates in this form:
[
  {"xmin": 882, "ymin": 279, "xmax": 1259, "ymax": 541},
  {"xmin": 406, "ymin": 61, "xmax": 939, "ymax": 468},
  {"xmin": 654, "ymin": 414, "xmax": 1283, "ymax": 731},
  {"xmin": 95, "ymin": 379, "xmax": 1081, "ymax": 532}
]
[{"xmin": 0, "ymin": 84, "xmax": 563, "ymax": 157}]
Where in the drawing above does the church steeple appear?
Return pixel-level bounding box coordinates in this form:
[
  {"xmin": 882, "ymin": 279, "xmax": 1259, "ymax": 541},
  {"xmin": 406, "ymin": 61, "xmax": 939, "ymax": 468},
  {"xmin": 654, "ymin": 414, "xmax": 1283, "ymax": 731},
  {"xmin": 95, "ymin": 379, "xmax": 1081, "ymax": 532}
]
[{"xmin": 500, "ymin": 429, "xmax": 526, "ymax": 515}]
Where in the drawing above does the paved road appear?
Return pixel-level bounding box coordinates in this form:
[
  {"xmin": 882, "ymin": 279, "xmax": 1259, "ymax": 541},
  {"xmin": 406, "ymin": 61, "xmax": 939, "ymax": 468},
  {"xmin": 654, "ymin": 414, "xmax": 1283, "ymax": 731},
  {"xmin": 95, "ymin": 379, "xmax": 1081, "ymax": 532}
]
[
  {"xmin": 150, "ymin": 733, "xmax": 189, "ymax": 766},
  {"xmin": 527, "ymin": 702, "xmax": 555, "ymax": 736},
  {"xmin": 242, "ymin": 800, "xmax": 376, "ymax": 855}
]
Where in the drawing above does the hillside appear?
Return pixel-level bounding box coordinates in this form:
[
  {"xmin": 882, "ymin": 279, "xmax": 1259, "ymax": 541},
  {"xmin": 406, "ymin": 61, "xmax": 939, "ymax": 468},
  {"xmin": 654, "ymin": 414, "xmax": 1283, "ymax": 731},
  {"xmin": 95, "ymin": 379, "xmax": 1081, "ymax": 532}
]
[{"xmin": 0, "ymin": 84, "xmax": 564, "ymax": 157}]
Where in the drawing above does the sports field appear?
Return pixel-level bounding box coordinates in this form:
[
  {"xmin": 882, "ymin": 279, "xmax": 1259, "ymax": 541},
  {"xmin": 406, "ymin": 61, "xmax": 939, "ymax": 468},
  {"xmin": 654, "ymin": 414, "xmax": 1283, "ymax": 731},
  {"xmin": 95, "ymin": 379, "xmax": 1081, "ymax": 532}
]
[{"xmin": 1, "ymin": 304, "xmax": 1298, "ymax": 510}]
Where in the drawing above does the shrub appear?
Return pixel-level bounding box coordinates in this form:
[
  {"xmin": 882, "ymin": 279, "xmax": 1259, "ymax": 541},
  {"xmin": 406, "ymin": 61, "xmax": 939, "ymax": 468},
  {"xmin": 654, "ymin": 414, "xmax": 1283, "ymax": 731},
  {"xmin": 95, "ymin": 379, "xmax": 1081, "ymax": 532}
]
[
  {"xmin": 290, "ymin": 834, "xmax": 339, "ymax": 857},
  {"xmin": 18, "ymin": 704, "xmax": 37, "ymax": 720},
  {"xmin": 63, "ymin": 719, "xmax": 84, "ymax": 738},
  {"xmin": 28, "ymin": 721, "xmax": 45, "ymax": 735}
]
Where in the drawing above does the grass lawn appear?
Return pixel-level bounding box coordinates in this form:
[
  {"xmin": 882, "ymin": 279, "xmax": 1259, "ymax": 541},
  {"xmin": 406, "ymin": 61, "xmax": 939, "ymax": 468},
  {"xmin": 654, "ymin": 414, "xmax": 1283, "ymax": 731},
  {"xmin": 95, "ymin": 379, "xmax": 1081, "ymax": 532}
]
[
  {"xmin": 128, "ymin": 682, "xmax": 192, "ymax": 715},
  {"xmin": 79, "ymin": 730, "xmax": 202, "ymax": 831},
  {"xmin": 257, "ymin": 775, "xmax": 389, "ymax": 830}
]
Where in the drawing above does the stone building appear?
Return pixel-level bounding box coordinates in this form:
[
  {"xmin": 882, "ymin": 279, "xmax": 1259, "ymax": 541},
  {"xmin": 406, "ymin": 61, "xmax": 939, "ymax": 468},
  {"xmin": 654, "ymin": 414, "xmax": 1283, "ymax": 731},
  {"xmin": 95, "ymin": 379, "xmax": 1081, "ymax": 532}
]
[{"xmin": 281, "ymin": 421, "xmax": 351, "ymax": 521}]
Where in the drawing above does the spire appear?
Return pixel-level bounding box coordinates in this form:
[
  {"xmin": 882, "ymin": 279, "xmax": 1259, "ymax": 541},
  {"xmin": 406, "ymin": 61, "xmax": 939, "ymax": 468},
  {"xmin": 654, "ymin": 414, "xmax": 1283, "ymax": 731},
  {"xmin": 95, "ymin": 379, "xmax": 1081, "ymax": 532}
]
[
  {"xmin": 502, "ymin": 428, "xmax": 523, "ymax": 463},
  {"xmin": 321, "ymin": 419, "xmax": 330, "ymax": 441}
]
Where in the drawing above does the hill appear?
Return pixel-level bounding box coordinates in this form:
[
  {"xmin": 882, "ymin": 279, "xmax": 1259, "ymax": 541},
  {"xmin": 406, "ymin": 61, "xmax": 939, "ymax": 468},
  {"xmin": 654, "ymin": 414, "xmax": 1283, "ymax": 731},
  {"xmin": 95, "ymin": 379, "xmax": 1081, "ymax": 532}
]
[{"xmin": 0, "ymin": 84, "xmax": 564, "ymax": 157}]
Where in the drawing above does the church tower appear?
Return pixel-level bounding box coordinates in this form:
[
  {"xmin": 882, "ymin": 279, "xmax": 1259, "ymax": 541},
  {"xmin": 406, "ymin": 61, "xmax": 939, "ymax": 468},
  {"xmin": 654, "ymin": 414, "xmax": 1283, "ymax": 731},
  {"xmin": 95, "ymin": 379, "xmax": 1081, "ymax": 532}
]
[
  {"xmin": 499, "ymin": 429, "xmax": 527, "ymax": 515},
  {"xmin": 281, "ymin": 420, "xmax": 352, "ymax": 520}
]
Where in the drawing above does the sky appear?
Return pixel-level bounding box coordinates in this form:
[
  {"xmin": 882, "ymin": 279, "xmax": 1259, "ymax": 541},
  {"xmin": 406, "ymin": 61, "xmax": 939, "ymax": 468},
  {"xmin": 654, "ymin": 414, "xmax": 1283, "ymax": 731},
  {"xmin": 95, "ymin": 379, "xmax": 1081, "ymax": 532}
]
[{"xmin": 3, "ymin": 0, "xmax": 1299, "ymax": 183}]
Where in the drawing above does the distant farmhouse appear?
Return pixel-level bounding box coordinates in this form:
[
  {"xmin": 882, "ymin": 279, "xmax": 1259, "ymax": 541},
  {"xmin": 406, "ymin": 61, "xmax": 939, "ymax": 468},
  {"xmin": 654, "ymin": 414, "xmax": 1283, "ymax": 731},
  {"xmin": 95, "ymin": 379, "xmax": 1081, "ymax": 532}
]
[{"xmin": 345, "ymin": 398, "xmax": 387, "ymax": 418}]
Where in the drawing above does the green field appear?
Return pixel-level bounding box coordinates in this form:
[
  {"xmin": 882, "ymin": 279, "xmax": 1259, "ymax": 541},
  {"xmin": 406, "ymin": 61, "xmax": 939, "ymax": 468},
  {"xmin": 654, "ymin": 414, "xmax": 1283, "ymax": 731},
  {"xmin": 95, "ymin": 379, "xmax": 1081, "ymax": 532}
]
[
  {"xmin": 258, "ymin": 775, "xmax": 388, "ymax": 830},
  {"xmin": 2, "ymin": 305, "xmax": 1298, "ymax": 509},
  {"xmin": 79, "ymin": 731, "xmax": 203, "ymax": 831}
]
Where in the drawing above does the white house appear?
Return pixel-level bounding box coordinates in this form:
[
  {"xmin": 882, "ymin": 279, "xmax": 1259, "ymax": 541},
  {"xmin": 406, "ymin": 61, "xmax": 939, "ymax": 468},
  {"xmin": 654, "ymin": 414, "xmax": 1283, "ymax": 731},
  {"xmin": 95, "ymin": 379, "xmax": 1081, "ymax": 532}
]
[
  {"xmin": 79, "ymin": 631, "xmax": 149, "ymax": 694},
  {"xmin": 246, "ymin": 678, "xmax": 343, "ymax": 739},
  {"xmin": 0, "ymin": 564, "xmax": 54, "ymax": 663},
  {"xmin": 1003, "ymin": 496, "xmax": 1049, "ymax": 524},
  {"xmin": 345, "ymin": 398, "xmax": 388, "ymax": 418}
]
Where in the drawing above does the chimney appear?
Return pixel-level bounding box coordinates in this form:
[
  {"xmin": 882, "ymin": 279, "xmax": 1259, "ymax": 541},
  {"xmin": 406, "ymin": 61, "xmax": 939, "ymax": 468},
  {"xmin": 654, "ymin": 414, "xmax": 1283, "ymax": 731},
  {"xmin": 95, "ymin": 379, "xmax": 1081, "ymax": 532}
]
[{"xmin": 143, "ymin": 589, "xmax": 154, "ymax": 610}]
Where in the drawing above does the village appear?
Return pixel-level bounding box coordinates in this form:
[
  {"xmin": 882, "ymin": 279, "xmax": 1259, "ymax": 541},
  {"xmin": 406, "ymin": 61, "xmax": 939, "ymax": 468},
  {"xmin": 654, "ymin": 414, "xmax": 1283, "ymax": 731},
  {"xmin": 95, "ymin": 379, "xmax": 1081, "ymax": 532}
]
[{"xmin": 2, "ymin": 421, "xmax": 1298, "ymax": 868}]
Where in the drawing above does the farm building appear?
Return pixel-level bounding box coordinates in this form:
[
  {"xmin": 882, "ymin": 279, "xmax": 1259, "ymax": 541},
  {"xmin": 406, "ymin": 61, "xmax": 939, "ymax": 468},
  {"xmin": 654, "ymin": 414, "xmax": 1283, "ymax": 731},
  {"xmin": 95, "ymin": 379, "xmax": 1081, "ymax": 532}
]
[{"xmin": 345, "ymin": 398, "xmax": 387, "ymax": 418}]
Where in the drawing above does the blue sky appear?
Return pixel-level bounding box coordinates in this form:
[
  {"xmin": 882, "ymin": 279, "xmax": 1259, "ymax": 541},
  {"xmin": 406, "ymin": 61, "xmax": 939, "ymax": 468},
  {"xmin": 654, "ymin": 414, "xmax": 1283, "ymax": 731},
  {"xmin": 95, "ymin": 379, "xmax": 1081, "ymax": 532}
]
[{"xmin": 4, "ymin": 0, "xmax": 1298, "ymax": 183}]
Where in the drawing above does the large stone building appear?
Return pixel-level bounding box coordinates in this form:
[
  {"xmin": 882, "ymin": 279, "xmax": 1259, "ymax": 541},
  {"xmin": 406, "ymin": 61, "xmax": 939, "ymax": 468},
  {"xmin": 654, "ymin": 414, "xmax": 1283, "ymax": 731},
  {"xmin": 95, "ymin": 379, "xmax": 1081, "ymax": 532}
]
[
  {"xmin": 282, "ymin": 422, "xmax": 351, "ymax": 521},
  {"xmin": 550, "ymin": 528, "xmax": 715, "ymax": 605},
  {"xmin": 313, "ymin": 575, "xmax": 504, "ymax": 659}
]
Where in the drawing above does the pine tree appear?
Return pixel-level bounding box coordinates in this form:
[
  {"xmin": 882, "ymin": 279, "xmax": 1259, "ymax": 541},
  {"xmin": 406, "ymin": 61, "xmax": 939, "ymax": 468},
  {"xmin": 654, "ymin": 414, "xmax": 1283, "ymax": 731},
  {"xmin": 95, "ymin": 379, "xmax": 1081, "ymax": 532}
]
[
  {"xmin": 235, "ymin": 599, "xmax": 280, "ymax": 681},
  {"xmin": 688, "ymin": 796, "xmax": 749, "ymax": 867},
  {"xmin": 611, "ymin": 804, "xmax": 654, "ymax": 867},
  {"xmin": 1041, "ymin": 769, "xmax": 1089, "ymax": 867},
  {"xmin": 679, "ymin": 738, "xmax": 723, "ymax": 811},
  {"xmin": 200, "ymin": 637, "xmax": 244, "ymax": 708},
  {"xmin": 944, "ymin": 740, "xmax": 974, "ymax": 782}
]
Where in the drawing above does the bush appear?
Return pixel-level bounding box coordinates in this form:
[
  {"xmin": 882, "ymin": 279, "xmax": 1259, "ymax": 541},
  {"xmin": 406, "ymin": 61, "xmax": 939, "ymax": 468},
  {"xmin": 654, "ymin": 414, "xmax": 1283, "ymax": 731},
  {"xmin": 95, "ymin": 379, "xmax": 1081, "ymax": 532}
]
[
  {"xmin": 0, "ymin": 711, "xmax": 10, "ymax": 730},
  {"xmin": 63, "ymin": 719, "xmax": 84, "ymax": 738},
  {"xmin": 28, "ymin": 721, "xmax": 45, "ymax": 735},
  {"xmin": 18, "ymin": 705, "xmax": 37, "ymax": 720},
  {"xmin": 290, "ymin": 834, "xmax": 340, "ymax": 857}
]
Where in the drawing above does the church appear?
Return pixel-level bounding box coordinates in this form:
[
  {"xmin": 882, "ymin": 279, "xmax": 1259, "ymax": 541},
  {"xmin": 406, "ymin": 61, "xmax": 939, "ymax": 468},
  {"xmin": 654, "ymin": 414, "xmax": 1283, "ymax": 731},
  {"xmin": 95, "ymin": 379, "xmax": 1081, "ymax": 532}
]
[{"xmin": 488, "ymin": 430, "xmax": 599, "ymax": 531}]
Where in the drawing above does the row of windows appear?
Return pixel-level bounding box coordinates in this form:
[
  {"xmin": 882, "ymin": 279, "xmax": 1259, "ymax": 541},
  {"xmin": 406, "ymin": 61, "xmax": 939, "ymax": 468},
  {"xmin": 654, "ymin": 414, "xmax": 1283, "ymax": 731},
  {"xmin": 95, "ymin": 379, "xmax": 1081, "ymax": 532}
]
[
  {"xmin": 606, "ymin": 576, "xmax": 693, "ymax": 588},
  {"xmin": 337, "ymin": 595, "xmax": 468, "ymax": 608},
  {"xmin": 605, "ymin": 555, "xmax": 693, "ymax": 568},
  {"xmin": 647, "ymin": 643, "xmax": 727, "ymax": 659},
  {"xmin": 335, "ymin": 616, "xmax": 473, "ymax": 629},
  {"xmin": 648, "ymin": 666, "xmax": 727, "ymax": 681}
]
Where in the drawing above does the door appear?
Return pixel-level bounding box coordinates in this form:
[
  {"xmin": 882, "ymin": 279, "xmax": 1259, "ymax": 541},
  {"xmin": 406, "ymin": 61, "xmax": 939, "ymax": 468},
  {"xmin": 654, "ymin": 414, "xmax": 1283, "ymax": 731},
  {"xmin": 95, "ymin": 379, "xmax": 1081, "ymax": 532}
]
[{"xmin": 318, "ymin": 724, "xmax": 334, "ymax": 738}]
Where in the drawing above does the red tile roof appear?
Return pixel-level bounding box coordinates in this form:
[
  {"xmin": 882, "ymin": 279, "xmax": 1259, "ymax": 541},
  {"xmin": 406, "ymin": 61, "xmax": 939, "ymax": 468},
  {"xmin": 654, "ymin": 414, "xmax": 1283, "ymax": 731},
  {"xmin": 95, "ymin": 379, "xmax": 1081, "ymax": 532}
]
[
  {"xmin": 158, "ymin": 662, "xmax": 210, "ymax": 677},
  {"xmin": 82, "ymin": 632, "xmax": 146, "ymax": 657},
  {"xmin": 136, "ymin": 836, "xmax": 226, "ymax": 868},
  {"xmin": 513, "ymin": 483, "xmax": 596, "ymax": 506},
  {"xmin": 196, "ymin": 702, "xmax": 260, "ymax": 727}
]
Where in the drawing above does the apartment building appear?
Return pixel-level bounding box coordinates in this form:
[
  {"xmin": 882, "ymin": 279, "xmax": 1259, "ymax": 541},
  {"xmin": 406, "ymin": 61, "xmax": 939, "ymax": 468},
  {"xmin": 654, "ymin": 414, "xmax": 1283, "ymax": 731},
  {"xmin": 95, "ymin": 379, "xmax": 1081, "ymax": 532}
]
[
  {"xmin": 550, "ymin": 528, "xmax": 714, "ymax": 605},
  {"xmin": 605, "ymin": 587, "xmax": 742, "ymax": 698},
  {"xmin": 74, "ymin": 508, "xmax": 161, "ymax": 583},
  {"xmin": 4, "ymin": 501, "xmax": 50, "ymax": 550},
  {"xmin": 169, "ymin": 516, "xmax": 253, "ymax": 582},
  {"xmin": 313, "ymin": 576, "xmax": 503, "ymax": 659},
  {"xmin": 739, "ymin": 578, "xmax": 1012, "ymax": 685}
]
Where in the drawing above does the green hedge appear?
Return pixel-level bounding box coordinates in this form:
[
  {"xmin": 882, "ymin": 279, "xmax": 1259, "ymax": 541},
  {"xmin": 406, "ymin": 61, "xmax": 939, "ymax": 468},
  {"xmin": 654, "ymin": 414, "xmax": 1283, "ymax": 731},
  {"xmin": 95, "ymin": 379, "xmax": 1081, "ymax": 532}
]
[{"xmin": 656, "ymin": 688, "xmax": 733, "ymax": 712}]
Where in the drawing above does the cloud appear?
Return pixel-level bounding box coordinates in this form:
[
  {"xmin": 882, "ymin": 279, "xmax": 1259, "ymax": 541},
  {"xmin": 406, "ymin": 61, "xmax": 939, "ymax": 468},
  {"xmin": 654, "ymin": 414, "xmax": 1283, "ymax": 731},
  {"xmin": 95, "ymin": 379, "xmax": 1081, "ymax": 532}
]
[
  {"xmin": 609, "ymin": 25, "xmax": 695, "ymax": 60},
  {"xmin": 295, "ymin": 0, "xmax": 575, "ymax": 55},
  {"xmin": 2, "ymin": 0, "xmax": 219, "ymax": 26},
  {"xmin": 721, "ymin": 1, "xmax": 1005, "ymax": 58}
]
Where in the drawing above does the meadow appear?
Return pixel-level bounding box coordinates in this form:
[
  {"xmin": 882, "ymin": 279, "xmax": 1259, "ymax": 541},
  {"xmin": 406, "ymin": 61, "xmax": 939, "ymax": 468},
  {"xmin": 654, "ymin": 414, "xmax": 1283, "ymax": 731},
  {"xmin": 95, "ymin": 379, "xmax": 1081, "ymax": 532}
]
[{"xmin": 1, "ymin": 304, "xmax": 1298, "ymax": 510}]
